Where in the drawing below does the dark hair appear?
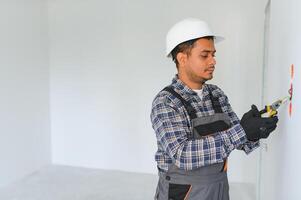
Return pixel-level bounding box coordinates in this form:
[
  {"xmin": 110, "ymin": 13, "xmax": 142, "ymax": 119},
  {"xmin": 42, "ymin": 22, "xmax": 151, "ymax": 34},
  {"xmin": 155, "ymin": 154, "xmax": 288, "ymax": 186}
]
[{"xmin": 170, "ymin": 36, "xmax": 214, "ymax": 69}]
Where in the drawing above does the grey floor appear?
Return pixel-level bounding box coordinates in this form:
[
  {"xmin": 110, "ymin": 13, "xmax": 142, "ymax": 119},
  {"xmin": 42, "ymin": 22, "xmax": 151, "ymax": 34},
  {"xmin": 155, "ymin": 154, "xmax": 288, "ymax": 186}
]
[{"xmin": 0, "ymin": 165, "xmax": 255, "ymax": 200}]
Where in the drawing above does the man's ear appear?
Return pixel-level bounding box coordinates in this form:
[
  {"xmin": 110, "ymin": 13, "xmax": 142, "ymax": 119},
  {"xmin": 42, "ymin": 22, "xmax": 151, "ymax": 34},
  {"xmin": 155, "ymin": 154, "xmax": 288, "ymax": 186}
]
[{"xmin": 176, "ymin": 52, "xmax": 187, "ymax": 67}]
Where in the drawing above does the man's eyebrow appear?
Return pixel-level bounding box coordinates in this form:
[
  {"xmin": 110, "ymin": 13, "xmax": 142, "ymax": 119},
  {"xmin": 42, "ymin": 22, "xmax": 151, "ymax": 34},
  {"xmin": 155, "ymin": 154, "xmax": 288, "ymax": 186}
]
[{"xmin": 201, "ymin": 50, "xmax": 216, "ymax": 53}]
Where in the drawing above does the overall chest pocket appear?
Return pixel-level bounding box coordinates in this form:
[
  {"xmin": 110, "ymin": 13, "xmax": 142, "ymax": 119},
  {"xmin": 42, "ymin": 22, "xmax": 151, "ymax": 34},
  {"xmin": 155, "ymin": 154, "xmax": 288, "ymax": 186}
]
[{"xmin": 191, "ymin": 113, "xmax": 231, "ymax": 139}]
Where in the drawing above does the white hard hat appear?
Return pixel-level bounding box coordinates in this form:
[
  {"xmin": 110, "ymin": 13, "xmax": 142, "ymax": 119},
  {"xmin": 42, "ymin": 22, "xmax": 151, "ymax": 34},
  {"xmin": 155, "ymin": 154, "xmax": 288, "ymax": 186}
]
[{"xmin": 166, "ymin": 18, "xmax": 224, "ymax": 57}]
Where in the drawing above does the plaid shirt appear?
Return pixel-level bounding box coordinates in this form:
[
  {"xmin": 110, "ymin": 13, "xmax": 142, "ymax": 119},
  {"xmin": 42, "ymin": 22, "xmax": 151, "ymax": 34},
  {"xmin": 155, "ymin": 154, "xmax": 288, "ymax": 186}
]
[{"xmin": 150, "ymin": 75, "xmax": 259, "ymax": 172}]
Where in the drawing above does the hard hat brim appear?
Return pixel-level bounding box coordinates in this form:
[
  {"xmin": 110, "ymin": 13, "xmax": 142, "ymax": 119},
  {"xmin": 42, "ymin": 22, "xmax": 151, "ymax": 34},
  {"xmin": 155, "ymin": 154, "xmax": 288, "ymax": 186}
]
[{"xmin": 166, "ymin": 35, "xmax": 225, "ymax": 58}]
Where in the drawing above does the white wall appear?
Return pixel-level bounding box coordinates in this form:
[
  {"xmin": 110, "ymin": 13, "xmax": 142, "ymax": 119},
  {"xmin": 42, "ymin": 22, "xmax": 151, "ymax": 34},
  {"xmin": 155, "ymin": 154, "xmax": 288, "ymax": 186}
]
[
  {"xmin": 48, "ymin": 0, "xmax": 267, "ymax": 185},
  {"xmin": 0, "ymin": 0, "xmax": 51, "ymax": 187},
  {"xmin": 260, "ymin": 0, "xmax": 301, "ymax": 199}
]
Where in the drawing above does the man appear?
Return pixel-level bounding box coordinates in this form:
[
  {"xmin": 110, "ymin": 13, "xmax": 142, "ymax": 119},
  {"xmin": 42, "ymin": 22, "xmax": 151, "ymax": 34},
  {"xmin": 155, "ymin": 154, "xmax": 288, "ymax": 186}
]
[{"xmin": 150, "ymin": 18, "xmax": 278, "ymax": 200}]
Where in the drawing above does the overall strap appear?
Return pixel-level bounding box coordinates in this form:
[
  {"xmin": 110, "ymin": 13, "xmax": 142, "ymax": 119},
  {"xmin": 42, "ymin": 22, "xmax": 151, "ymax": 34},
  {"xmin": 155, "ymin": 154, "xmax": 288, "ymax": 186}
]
[
  {"xmin": 162, "ymin": 86, "xmax": 198, "ymax": 119},
  {"xmin": 206, "ymin": 86, "xmax": 228, "ymax": 172},
  {"xmin": 207, "ymin": 86, "xmax": 223, "ymax": 113}
]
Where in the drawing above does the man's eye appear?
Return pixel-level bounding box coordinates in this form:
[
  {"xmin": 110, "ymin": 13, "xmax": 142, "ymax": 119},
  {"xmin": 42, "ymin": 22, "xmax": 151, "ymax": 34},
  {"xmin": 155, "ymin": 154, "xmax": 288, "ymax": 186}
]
[{"xmin": 201, "ymin": 54, "xmax": 215, "ymax": 58}]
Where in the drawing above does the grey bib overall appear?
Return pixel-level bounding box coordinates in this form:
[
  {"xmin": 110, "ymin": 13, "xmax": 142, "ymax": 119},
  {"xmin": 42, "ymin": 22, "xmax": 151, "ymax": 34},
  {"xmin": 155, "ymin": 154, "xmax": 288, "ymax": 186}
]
[{"xmin": 155, "ymin": 86, "xmax": 231, "ymax": 200}]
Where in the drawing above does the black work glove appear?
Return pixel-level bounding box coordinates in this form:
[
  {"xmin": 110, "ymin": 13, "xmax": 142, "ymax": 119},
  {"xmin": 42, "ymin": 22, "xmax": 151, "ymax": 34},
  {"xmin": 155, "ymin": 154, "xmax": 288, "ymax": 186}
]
[{"xmin": 240, "ymin": 105, "xmax": 279, "ymax": 141}]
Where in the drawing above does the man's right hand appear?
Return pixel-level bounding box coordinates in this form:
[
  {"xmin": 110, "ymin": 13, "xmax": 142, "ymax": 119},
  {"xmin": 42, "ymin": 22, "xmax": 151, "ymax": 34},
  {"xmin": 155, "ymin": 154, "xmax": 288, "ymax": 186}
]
[{"xmin": 240, "ymin": 105, "xmax": 279, "ymax": 141}]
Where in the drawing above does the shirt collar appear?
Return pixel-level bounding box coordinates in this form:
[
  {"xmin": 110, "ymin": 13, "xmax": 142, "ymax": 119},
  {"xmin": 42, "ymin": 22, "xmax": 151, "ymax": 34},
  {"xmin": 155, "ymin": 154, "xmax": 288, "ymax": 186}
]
[{"xmin": 171, "ymin": 74, "xmax": 208, "ymax": 98}]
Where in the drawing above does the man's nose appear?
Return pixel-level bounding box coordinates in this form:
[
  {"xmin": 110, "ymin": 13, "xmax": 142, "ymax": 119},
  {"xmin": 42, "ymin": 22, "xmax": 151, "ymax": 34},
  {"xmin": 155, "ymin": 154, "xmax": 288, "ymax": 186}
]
[{"xmin": 209, "ymin": 55, "xmax": 216, "ymax": 66}]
